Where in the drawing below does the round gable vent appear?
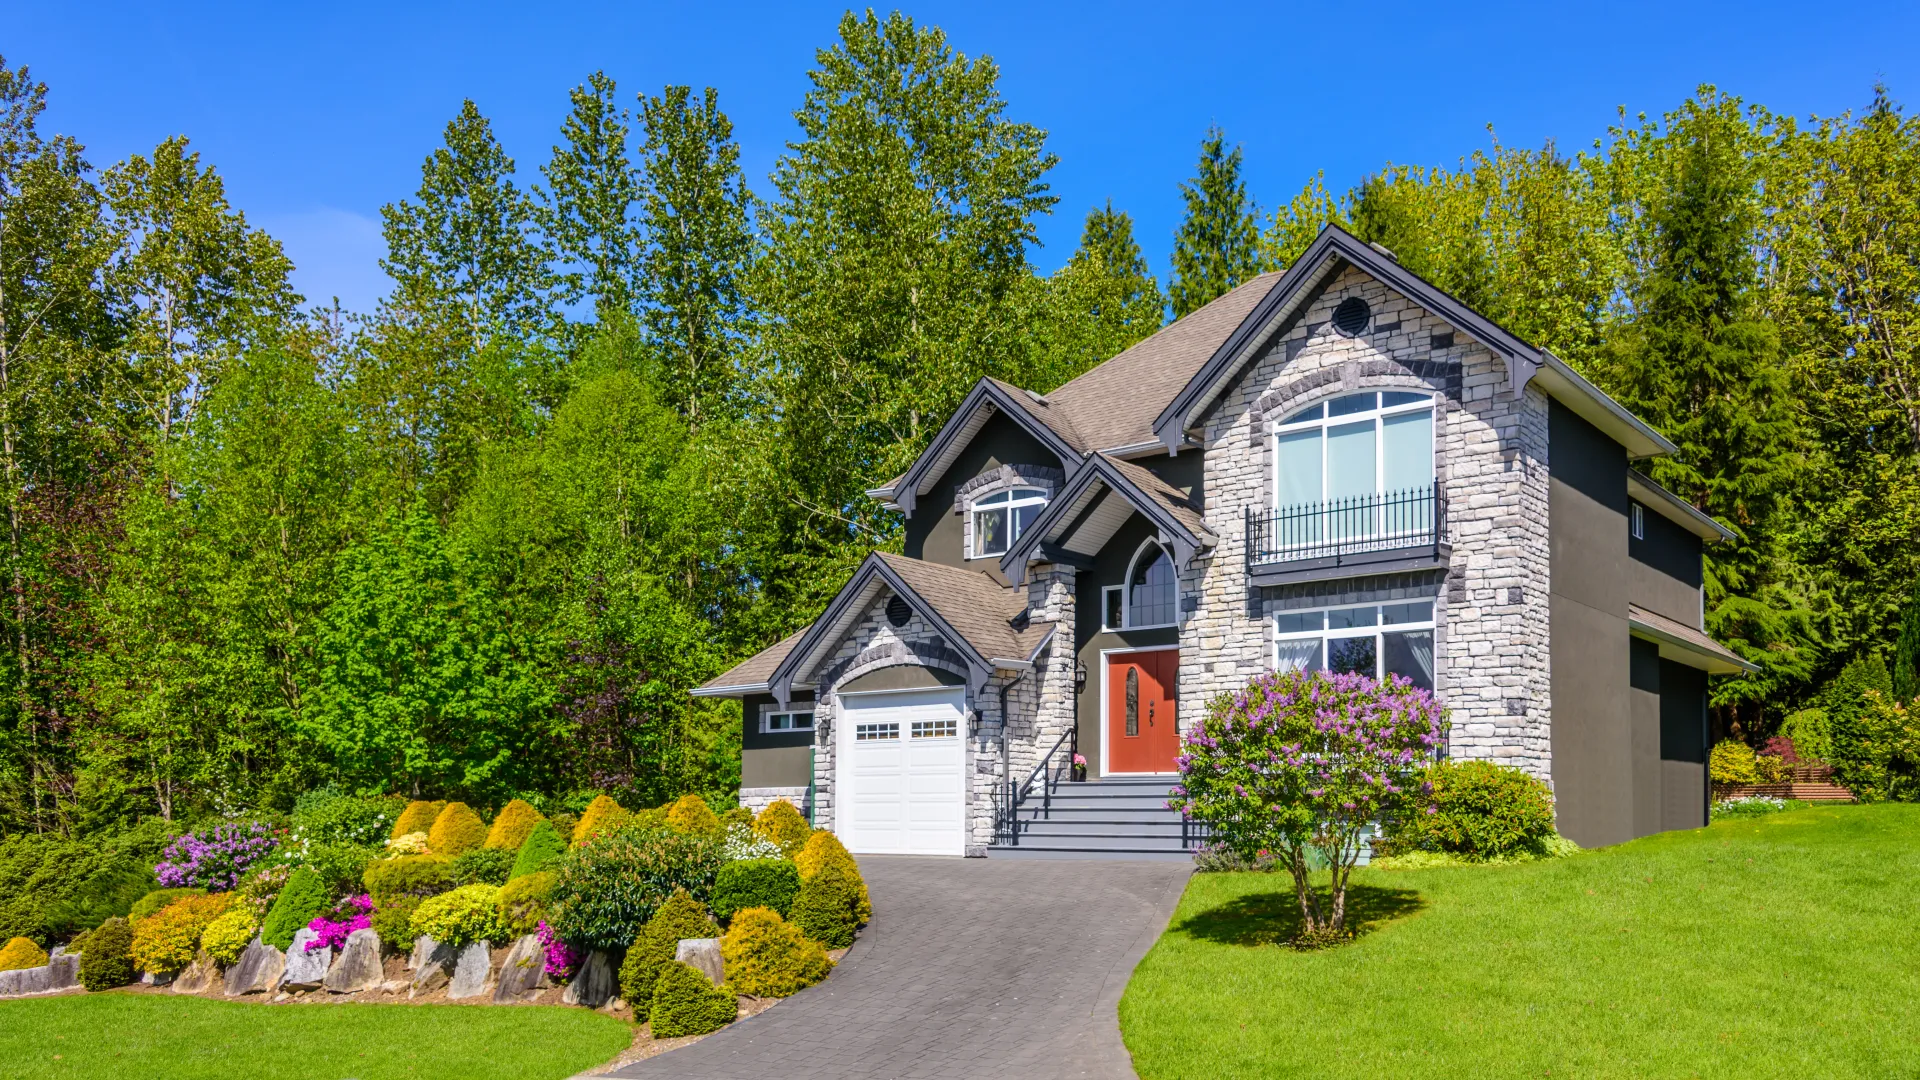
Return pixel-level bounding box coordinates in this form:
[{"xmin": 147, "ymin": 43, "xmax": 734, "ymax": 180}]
[
  {"xmin": 1332, "ymin": 296, "xmax": 1372, "ymax": 337},
  {"xmin": 886, "ymin": 595, "xmax": 913, "ymax": 627}
]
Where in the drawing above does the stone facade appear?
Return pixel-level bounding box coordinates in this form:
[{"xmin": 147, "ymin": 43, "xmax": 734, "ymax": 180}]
[
  {"xmin": 1184, "ymin": 264, "xmax": 1554, "ymax": 781},
  {"xmin": 738, "ymin": 786, "xmax": 812, "ymax": 818}
]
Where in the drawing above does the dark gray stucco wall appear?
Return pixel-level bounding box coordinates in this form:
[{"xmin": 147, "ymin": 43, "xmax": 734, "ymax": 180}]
[
  {"xmin": 1658, "ymin": 657, "xmax": 1708, "ymax": 831},
  {"xmin": 1548, "ymin": 399, "xmax": 1637, "ymax": 848},
  {"xmin": 902, "ymin": 411, "xmax": 1063, "ymax": 583},
  {"xmin": 1630, "ymin": 499, "xmax": 1705, "ymax": 625},
  {"xmin": 1073, "ymin": 512, "xmax": 1179, "ymax": 778},
  {"xmin": 741, "ymin": 690, "xmax": 816, "ymax": 789},
  {"xmin": 840, "ymin": 664, "xmax": 964, "ymax": 694},
  {"xmin": 1134, "ymin": 449, "xmax": 1204, "ymax": 504}
]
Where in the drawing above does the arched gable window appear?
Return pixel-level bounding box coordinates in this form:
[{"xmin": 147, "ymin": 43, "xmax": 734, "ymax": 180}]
[
  {"xmin": 1126, "ymin": 542, "xmax": 1177, "ymax": 628},
  {"xmin": 970, "ymin": 487, "xmax": 1048, "ymax": 557}
]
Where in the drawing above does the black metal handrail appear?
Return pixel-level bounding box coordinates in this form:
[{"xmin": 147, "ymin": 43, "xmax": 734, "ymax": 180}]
[
  {"xmin": 992, "ymin": 725, "xmax": 1077, "ymax": 846},
  {"xmin": 1245, "ymin": 482, "xmax": 1446, "ymax": 566}
]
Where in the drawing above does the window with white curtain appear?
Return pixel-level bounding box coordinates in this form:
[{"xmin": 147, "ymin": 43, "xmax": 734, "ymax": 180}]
[
  {"xmin": 970, "ymin": 487, "xmax": 1048, "ymax": 557},
  {"xmin": 1272, "ymin": 391, "xmax": 1435, "ymax": 540},
  {"xmin": 1272, "ymin": 600, "xmax": 1436, "ymax": 691}
]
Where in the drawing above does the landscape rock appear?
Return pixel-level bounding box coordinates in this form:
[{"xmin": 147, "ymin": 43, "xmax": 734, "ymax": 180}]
[
  {"xmin": 0, "ymin": 965, "xmax": 48, "ymax": 996},
  {"xmin": 675, "ymin": 938, "xmax": 725, "ymax": 987},
  {"xmin": 281, "ymin": 930, "xmax": 331, "ymax": 990},
  {"xmin": 379, "ymin": 979, "xmax": 407, "ymax": 994},
  {"xmin": 561, "ymin": 950, "xmax": 616, "ymax": 1009},
  {"xmin": 408, "ymin": 935, "xmax": 439, "ymax": 971},
  {"xmin": 46, "ymin": 953, "xmax": 78, "ymax": 992},
  {"xmin": 323, "ymin": 929, "xmax": 384, "ymax": 994},
  {"xmin": 225, "ymin": 938, "xmax": 286, "ymax": 996},
  {"xmin": 492, "ymin": 935, "xmax": 546, "ymax": 1004},
  {"xmin": 172, "ymin": 952, "xmax": 221, "ymax": 994},
  {"xmin": 409, "ymin": 937, "xmax": 458, "ymax": 995},
  {"xmin": 447, "ymin": 941, "xmax": 493, "ymax": 1000}
]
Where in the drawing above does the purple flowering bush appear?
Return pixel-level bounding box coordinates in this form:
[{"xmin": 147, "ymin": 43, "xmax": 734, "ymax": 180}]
[
  {"xmin": 306, "ymin": 894, "xmax": 374, "ymax": 952},
  {"xmin": 154, "ymin": 822, "xmax": 281, "ymax": 891},
  {"xmin": 1168, "ymin": 669, "xmax": 1445, "ymax": 945},
  {"xmin": 536, "ymin": 920, "xmax": 578, "ymax": 981}
]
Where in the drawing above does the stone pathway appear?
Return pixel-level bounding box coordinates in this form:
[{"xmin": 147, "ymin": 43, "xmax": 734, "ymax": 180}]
[{"xmin": 607, "ymin": 856, "xmax": 1192, "ymax": 1080}]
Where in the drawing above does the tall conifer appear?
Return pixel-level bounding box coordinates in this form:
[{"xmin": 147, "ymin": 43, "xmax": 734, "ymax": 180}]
[{"xmin": 1169, "ymin": 126, "xmax": 1260, "ymax": 317}]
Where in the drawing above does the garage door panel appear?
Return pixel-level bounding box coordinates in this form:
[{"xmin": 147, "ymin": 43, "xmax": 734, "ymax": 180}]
[{"xmin": 840, "ymin": 689, "xmax": 965, "ymax": 856}]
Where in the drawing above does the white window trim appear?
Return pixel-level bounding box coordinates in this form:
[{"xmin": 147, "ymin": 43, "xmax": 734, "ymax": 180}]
[
  {"xmin": 1101, "ymin": 585, "xmax": 1124, "ymax": 631},
  {"xmin": 1271, "ymin": 600, "xmax": 1437, "ymax": 685},
  {"xmin": 1121, "ymin": 539, "xmax": 1179, "ymax": 630},
  {"xmin": 1270, "ymin": 389, "xmax": 1437, "ymax": 511},
  {"xmin": 965, "ymin": 486, "xmax": 1049, "ymax": 560},
  {"xmin": 1630, "ymin": 502, "xmax": 1645, "ymax": 540},
  {"xmin": 758, "ymin": 703, "xmax": 817, "ymax": 734}
]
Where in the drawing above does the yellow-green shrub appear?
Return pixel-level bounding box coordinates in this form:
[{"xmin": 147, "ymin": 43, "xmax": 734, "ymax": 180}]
[
  {"xmin": 649, "ymin": 960, "xmax": 737, "ymax": 1036},
  {"xmin": 129, "ymin": 892, "xmax": 233, "ymax": 974},
  {"xmin": 485, "ymin": 799, "xmax": 545, "ymax": 850},
  {"xmin": 391, "ymin": 799, "xmax": 447, "ymax": 840},
  {"xmin": 385, "ymin": 831, "xmax": 430, "ymax": 855},
  {"xmin": 753, "ymin": 800, "xmax": 813, "ymax": 856},
  {"xmin": 720, "ymin": 907, "xmax": 832, "ymax": 997},
  {"xmin": 1710, "ymin": 740, "xmax": 1760, "ymax": 785},
  {"xmin": 618, "ymin": 891, "xmax": 720, "ymax": 1007},
  {"xmin": 788, "ymin": 861, "xmax": 862, "ymax": 948},
  {"xmin": 572, "ymin": 795, "xmax": 629, "ymax": 846},
  {"xmin": 201, "ymin": 905, "xmax": 259, "ymax": 965},
  {"xmin": 410, "ymin": 884, "xmax": 510, "ymax": 947},
  {"xmin": 665, "ymin": 794, "xmax": 720, "ymax": 834},
  {"xmin": 77, "ymin": 917, "xmax": 133, "ymax": 991},
  {"xmin": 428, "ymin": 802, "xmax": 488, "ymax": 857},
  {"xmin": 363, "ymin": 854, "xmax": 455, "ymax": 907},
  {"xmin": 794, "ymin": 831, "xmax": 870, "ymax": 922},
  {"xmin": 496, "ymin": 870, "xmax": 555, "ymax": 937},
  {"xmin": 0, "ymin": 936, "xmax": 48, "ymax": 972},
  {"xmin": 721, "ymin": 806, "xmax": 754, "ymax": 828}
]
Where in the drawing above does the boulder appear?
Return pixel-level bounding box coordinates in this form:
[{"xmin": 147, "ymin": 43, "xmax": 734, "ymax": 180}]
[
  {"xmin": 281, "ymin": 929, "xmax": 331, "ymax": 990},
  {"xmin": 323, "ymin": 929, "xmax": 384, "ymax": 994},
  {"xmin": 492, "ymin": 934, "xmax": 547, "ymax": 1004},
  {"xmin": 172, "ymin": 952, "xmax": 221, "ymax": 994},
  {"xmin": 447, "ymin": 941, "xmax": 492, "ymax": 1000},
  {"xmin": 410, "ymin": 937, "xmax": 458, "ymax": 995},
  {"xmin": 408, "ymin": 935, "xmax": 439, "ymax": 971},
  {"xmin": 0, "ymin": 965, "xmax": 49, "ymax": 997},
  {"xmin": 225, "ymin": 938, "xmax": 286, "ymax": 996},
  {"xmin": 674, "ymin": 938, "xmax": 725, "ymax": 987},
  {"xmin": 46, "ymin": 953, "xmax": 78, "ymax": 992},
  {"xmin": 561, "ymin": 949, "xmax": 616, "ymax": 1009}
]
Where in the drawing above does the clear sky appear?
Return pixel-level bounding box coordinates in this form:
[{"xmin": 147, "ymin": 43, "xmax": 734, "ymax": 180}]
[{"xmin": 12, "ymin": 1, "xmax": 1918, "ymax": 315}]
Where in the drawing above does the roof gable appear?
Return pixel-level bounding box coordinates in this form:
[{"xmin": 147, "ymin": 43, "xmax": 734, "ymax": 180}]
[
  {"xmin": 1000, "ymin": 453, "xmax": 1216, "ymax": 585},
  {"xmin": 870, "ymin": 378, "xmax": 1084, "ymax": 515}
]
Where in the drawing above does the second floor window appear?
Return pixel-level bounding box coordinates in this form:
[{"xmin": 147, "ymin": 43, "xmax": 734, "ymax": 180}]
[
  {"xmin": 1274, "ymin": 391, "xmax": 1434, "ymax": 510},
  {"xmin": 971, "ymin": 487, "xmax": 1047, "ymax": 557}
]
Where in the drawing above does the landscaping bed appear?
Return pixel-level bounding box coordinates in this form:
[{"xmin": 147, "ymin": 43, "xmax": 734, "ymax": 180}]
[{"xmin": 1120, "ymin": 803, "xmax": 1920, "ymax": 1079}]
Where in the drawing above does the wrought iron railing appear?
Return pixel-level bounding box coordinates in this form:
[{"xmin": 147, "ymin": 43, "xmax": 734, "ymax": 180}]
[
  {"xmin": 1245, "ymin": 482, "xmax": 1446, "ymax": 567},
  {"xmin": 991, "ymin": 726, "xmax": 1077, "ymax": 846}
]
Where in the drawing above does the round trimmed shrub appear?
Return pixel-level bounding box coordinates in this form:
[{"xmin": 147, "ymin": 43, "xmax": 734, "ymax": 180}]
[
  {"xmin": 753, "ymin": 800, "xmax": 812, "ymax": 856},
  {"xmin": 260, "ymin": 868, "xmax": 330, "ymax": 949},
  {"xmin": 788, "ymin": 862, "xmax": 862, "ymax": 948},
  {"xmin": 721, "ymin": 806, "xmax": 754, "ymax": 828},
  {"xmin": 571, "ymin": 795, "xmax": 630, "ymax": 846},
  {"xmin": 549, "ymin": 826, "xmax": 725, "ymax": 952},
  {"xmin": 428, "ymin": 803, "xmax": 488, "ymax": 857},
  {"xmin": 77, "ymin": 917, "xmax": 134, "ymax": 991},
  {"xmin": 1710, "ymin": 740, "xmax": 1761, "ymax": 786},
  {"xmin": 0, "ymin": 936, "xmax": 48, "ymax": 972},
  {"xmin": 617, "ymin": 891, "xmax": 720, "ymax": 1008},
  {"xmin": 720, "ymin": 907, "xmax": 832, "ymax": 997},
  {"xmin": 712, "ymin": 859, "xmax": 800, "ymax": 922},
  {"xmin": 1401, "ymin": 759, "xmax": 1558, "ymax": 860},
  {"xmin": 452, "ymin": 847, "xmax": 515, "ymax": 887},
  {"xmin": 129, "ymin": 887, "xmax": 206, "ymax": 923},
  {"xmin": 201, "ymin": 904, "xmax": 259, "ymax": 965},
  {"xmin": 496, "ymin": 870, "xmax": 555, "ymax": 937},
  {"xmin": 410, "ymin": 884, "xmax": 510, "ymax": 947},
  {"xmin": 363, "ymin": 854, "xmax": 455, "ymax": 907},
  {"xmin": 129, "ymin": 892, "xmax": 233, "ymax": 974},
  {"xmin": 665, "ymin": 794, "xmax": 720, "ymax": 834},
  {"xmin": 391, "ymin": 800, "xmax": 448, "ymax": 840},
  {"xmin": 485, "ymin": 799, "xmax": 545, "ymax": 851},
  {"xmin": 371, "ymin": 896, "xmax": 422, "ymax": 952},
  {"xmin": 794, "ymin": 832, "xmax": 870, "ymax": 922},
  {"xmin": 509, "ymin": 818, "xmax": 566, "ymax": 881},
  {"xmin": 648, "ymin": 960, "xmax": 737, "ymax": 1037}
]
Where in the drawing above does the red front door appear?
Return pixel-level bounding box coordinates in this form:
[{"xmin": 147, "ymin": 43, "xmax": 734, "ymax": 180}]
[{"xmin": 1106, "ymin": 650, "xmax": 1179, "ymax": 774}]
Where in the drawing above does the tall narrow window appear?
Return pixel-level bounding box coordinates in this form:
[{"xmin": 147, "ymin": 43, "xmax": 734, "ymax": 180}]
[
  {"xmin": 1127, "ymin": 543, "xmax": 1177, "ymax": 628},
  {"xmin": 1125, "ymin": 667, "xmax": 1139, "ymax": 737},
  {"xmin": 1630, "ymin": 502, "xmax": 1645, "ymax": 540},
  {"xmin": 970, "ymin": 487, "xmax": 1048, "ymax": 557}
]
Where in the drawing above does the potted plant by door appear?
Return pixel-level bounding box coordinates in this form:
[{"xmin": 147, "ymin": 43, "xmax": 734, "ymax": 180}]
[{"xmin": 1071, "ymin": 754, "xmax": 1088, "ymax": 782}]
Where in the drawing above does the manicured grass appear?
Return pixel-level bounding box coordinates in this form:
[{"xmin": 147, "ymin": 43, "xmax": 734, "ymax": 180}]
[
  {"xmin": 0, "ymin": 993, "xmax": 633, "ymax": 1080},
  {"xmin": 1121, "ymin": 804, "xmax": 1920, "ymax": 1079}
]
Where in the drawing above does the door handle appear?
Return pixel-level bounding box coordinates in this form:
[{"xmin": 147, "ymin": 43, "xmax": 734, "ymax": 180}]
[{"xmin": 1148, "ymin": 701, "xmax": 1155, "ymax": 726}]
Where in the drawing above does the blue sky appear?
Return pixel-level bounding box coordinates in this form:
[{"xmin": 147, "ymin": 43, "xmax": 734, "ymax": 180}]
[{"xmin": 12, "ymin": 1, "xmax": 1919, "ymax": 314}]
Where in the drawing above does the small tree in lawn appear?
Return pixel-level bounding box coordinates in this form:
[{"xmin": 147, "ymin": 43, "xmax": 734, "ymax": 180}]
[{"xmin": 1170, "ymin": 669, "xmax": 1446, "ymax": 946}]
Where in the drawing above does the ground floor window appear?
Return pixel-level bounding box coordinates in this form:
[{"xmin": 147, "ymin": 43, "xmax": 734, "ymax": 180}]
[{"xmin": 1272, "ymin": 600, "xmax": 1436, "ymax": 691}]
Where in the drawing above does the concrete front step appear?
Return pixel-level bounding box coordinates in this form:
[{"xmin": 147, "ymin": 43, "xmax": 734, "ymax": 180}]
[
  {"xmin": 985, "ymin": 846, "xmax": 1196, "ymax": 862},
  {"xmin": 1010, "ymin": 819, "xmax": 1192, "ymax": 838},
  {"xmin": 988, "ymin": 777, "xmax": 1201, "ymax": 861}
]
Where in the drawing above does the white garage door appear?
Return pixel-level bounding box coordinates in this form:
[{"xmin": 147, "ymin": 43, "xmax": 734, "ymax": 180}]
[{"xmin": 838, "ymin": 688, "xmax": 966, "ymax": 856}]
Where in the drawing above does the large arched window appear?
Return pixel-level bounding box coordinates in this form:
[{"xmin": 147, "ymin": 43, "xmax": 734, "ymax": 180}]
[
  {"xmin": 1126, "ymin": 542, "xmax": 1177, "ymax": 628},
  {"xmin": 1272, "ymin": 391, "xmax": 1435, "ymax": 545}
]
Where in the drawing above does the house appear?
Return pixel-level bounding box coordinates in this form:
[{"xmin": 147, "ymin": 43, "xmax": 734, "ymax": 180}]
[{"xmin": 695, "ymin": 224, "xmax": 1755, "ymax": 858}]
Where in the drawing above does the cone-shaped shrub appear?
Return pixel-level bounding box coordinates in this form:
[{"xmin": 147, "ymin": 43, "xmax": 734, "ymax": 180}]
[
  {"xmin": 0, "ymin": 936, "xmax": 47, "ymax": 972},
  {"xmin": 485, "ymin": 799, "xmax": 546, "ymax": 850},
  {"xmin": 391, "ymin": 799, "xmax": 447, "ymax": 840},
  {"xmin": 720, "ymin": 906, "xmax": 832, "ymax": 997},
  {"xmin": 509, "ymin": 818, "xmax": 566, "ymax": 881},
  {"xmin": 572, "ymin": 795, "xmax": 629, "ymax": 846},
  {"xmin": 753, "ymin": 800, "xmax": 812, "ymax": 856},
  {"xmin": 712, "ymin": 859, "xmax": 800, "ymax": 921},
  {"xmin": 428, "ymin": 802, "xmax": 488, "ymax": 857},
  {"xmin": 261, "ymin": 867, "xmax": 330, "ymax": 949},
  {"xmin": 665, "ymin": 794, "xmax": 720, "ymax": 834},
  {"xmin": 789, "ymin": 861, "xmax": 862, "ymax": 948},
  {"xmin": 618, "ymin": 890, "xmax": 721, "ymax": 1008},
  {"xmin": 77, "ymin": 917, "xmax": 134, "ymax": 991},
  {"xmin": 648, "ymin": 960, "xmax": 737, "ymax": 1037},
  {"xmin": 794, "ymin": 831, "xmax": 870, "ymax": 922}
]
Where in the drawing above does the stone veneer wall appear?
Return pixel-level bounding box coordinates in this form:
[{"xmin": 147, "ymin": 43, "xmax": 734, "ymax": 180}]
[
  {"xmin": 738, "ymin": 786, "xmax": 812, "ymax": 819},
  {"xmin": 1184, "ymin": 264, "xmax": 1554, "ymax": 782}
]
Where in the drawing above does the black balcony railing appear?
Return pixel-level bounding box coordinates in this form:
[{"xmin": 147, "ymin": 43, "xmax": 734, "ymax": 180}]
[{"xmin": 1246, "ymin": 482, "xmax": 1446, "ymax": 566}]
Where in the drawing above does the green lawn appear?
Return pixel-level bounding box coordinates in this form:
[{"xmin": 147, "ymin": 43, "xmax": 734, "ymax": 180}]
[
  {"xmin": 1121, "ymin": 803, "xmax": 1920, "ymax": 1079},
  {"xmin": 0, "ymin": 993, "xmax": 633, "ymax": 1080}
]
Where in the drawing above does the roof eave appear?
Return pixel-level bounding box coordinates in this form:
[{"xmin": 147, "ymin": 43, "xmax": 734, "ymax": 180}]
[
  {"xmin": 1627, "ymin": 616, "xmax": 1760, "ymax": 676},
  {"xmin": 886, "ymin": 379, "xmax": 1085, "ymax": 518},
  {"xmin": 1530, "ymin": 352, "xmax": 1679, "ymax": 460},
  {"xmin": 999, "ymin": 455, "xmax": 1213, "ymax": 585},
  {"xmin": 1627, "ymin": 470, "xmax": 1734, "ymax": 542}
]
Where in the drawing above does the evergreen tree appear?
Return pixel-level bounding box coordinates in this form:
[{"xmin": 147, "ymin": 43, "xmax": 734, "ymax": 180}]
[
  {"xmin": 636, "ymin": 85, "xmax": 755, "ymax": 427},
  {"xmin": 541, "ymin": 72, "xmax": 643, "ymax": 319},
  {"xmin": 1024, "ymin": 201, "xmax": 1163, "ymax": 388},
  {"xmin": 1169, "ymin": 126, "xmax": 1259, "ymax": 318},
  {"xmin": 1895, "ymin": 582, "xmax": 1920, "ymax": 703}
]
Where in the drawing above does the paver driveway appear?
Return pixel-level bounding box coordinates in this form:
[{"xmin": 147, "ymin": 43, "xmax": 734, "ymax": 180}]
[{"xmin": 608, "ymin": 856, "xmax": 1191, "ymax": 1080}]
